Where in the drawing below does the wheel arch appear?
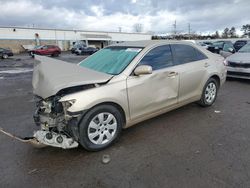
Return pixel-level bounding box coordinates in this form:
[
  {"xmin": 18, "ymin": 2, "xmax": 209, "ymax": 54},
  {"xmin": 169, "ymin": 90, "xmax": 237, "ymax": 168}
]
[
  {"xmin": 210, "ymin": 74, "xmax": 221, "ymax": 87},
  {"xmin": 81, "ymin": 101, "xmax": 127, "ymax": 126}
]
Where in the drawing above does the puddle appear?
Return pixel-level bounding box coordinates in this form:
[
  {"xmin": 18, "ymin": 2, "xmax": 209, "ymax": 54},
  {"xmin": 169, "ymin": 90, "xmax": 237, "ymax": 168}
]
[{"xmin": 0, "ymin": 68, "xmax": 33, "ymax": 74}]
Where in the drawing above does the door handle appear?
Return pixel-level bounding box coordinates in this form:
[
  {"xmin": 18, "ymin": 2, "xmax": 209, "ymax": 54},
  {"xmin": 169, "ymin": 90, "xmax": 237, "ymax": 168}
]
[
  {"xmin": 168, "ymin": 72, "xmax": 178, "ymax": 78},
  {"xmin": 204, "ymin": 62, "xmax": 210, "ymax": 67}
]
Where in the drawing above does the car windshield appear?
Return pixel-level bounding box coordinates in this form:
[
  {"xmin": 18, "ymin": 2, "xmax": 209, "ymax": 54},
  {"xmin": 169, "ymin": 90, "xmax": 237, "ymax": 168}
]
[
  {"xmin": 212, "ymin": 41, "xmax": 224, "ymax": 48},
  {"xmin": 34, "ymin": 45, "xmax": 44, "ymax": 49},
  {"xmin": 238, "ymin": 43, "xmax": 250, "ymax": 53},
  {"xmin": 79, "ymin": 46, "xmax": 142, "ymax": 75}
]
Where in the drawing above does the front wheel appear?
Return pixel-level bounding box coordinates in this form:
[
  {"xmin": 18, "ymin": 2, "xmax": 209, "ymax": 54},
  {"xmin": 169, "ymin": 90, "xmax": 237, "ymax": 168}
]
[
  {"xmin": 198, "ymin": 78, "xmax": 218, "ymax": 107},
  {"xmin": 29, "ymin": 51, "xmax": 34, "ymax": 58},
  {"xmin": 79, "ymin": 105, "xmax": 123, "ymax": 151},
  {"xmin": 2, "ymin": 54, "xmax": 8, "ymax": 59}
]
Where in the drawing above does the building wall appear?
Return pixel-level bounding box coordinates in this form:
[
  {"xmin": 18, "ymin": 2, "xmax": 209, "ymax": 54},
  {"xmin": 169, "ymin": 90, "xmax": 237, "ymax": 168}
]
[{"xmin": 0, "ymin": 27, "xmax": 152, "ymax": 53}]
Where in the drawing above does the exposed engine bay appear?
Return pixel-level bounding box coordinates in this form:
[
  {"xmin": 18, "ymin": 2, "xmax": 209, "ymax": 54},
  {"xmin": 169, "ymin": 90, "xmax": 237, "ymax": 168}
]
[
  {"xmin": 32, "ymin": 85, "xmax": 95, "ymax": 149},
  {"xmin": 0, "ymin": 55, "xmax": 112, "ymax": 149},
  {"xmin": 32, "ymin": 95, "xmax": 77, "ymax": 148}
]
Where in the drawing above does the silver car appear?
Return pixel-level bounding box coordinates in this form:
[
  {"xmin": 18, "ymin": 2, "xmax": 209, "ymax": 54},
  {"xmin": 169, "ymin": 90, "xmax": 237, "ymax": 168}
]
[
  {"xmin": 32, "ymin": 40, "xmax": 227, "ymax": 151},
  {"xmin": 225, "ymin": 43, "xmax": 250, "ymax": 79}
]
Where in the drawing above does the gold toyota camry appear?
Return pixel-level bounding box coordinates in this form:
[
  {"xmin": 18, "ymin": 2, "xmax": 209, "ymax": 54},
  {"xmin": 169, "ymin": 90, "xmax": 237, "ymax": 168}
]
[{"xmin": 32, "ymin": 40, "xmax": 227, "ymax": 151}]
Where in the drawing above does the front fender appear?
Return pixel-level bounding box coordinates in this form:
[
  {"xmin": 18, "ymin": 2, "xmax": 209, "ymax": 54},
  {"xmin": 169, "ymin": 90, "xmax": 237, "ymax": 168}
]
[{"xmin": 59, "ymin": 80, "xmax": 129, "ymax": 120}]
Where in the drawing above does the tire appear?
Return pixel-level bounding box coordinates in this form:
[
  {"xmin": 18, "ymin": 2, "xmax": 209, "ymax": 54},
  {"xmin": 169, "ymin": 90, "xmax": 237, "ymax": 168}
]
[
  {"xmin": 52, "ymin": 52, "xmax": 59, "ymax": 57},
  {"xmin": 2, "ymin": 54, "xmax": 8, "ymax": 59},
  {"xmin": 29, "ymin": 52, "xmax": 34, "ymax": 58},
  {"xmin": 198, "ymin": 78, "xmax": 219, "ymax": 107},
  {"xmin": 79, "ymin": 104, "xmax": 123, "ymax": 151}
]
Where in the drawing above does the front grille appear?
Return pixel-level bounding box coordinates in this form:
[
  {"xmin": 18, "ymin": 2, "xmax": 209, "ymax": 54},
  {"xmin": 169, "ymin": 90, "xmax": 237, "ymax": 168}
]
[
  {"xmin": 228, "ymin": 61, "xmax": 250, "ymax": 68},
  {"xmin": 227, "ymin": 71, "xmax": 250, "ymax": 77}
]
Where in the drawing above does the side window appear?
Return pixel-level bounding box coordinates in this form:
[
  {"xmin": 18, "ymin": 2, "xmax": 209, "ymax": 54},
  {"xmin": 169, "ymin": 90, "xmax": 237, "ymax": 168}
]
[
  {"xmin": 139, "ymin": 45, "xmax": 173, "ymax": 70},
  {"xmin": 171, "ymin": 44, "xmax": 207, "ymax": 65}
]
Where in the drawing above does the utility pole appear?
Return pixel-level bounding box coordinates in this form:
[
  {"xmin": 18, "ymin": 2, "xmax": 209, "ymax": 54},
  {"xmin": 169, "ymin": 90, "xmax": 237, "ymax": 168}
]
[
  {"xmin": 173, "ymin": 20, "xmax": 177, "ymax": 39},
  {"xmin": 188, "ymin": 23, "xmax": 191, "ymax": 39}
]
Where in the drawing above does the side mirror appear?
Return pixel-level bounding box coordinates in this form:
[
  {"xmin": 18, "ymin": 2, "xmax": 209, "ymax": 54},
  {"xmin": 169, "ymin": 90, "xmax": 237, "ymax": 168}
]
[
  {"xmin": 134, "ymin": 65, "xmax": 152, "ymax": 76},
  {"xmin": 228, "ymin": 48, "xmax": 235, "ymax": 53}
]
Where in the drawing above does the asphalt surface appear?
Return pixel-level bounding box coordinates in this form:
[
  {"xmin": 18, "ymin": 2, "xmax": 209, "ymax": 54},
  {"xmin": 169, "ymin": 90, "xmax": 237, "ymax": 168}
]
[{"xmin": 0, "ymin": 53, "xmax": 250, "ymax": 188}]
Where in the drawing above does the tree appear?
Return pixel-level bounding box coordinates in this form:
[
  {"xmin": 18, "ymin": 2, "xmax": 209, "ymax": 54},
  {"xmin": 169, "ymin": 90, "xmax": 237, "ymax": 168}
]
[
  {"xmin": 222, "ymin": 28, "xmax": 229, "ymax": 38},
  {"xmin": 241, "ymin": 24, "xmax": 250, "ymax": 37},
  {"xmin": 133, "ymin": 23, "xmax": 143, "ymax": 33},
  {"xmin": 213, "ymin": 31, "xmax": 220, "ymax": 39},
  {"xmin": 229, "ymin": 27, "xmax": 237, "ymax": 38}
]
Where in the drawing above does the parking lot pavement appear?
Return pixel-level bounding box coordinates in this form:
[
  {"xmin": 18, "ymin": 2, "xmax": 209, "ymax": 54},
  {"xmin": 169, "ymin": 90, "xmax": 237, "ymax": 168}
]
[{"xmin": 0, "ymin": 53, "xmax": 250, "ymax": 188}]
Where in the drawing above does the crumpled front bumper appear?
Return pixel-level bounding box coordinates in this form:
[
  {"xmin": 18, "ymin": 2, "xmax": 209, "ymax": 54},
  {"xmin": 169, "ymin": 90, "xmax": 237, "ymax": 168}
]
[{"xmin": 0, "ymin": 127, "xmax": 79, "ymax": 149}]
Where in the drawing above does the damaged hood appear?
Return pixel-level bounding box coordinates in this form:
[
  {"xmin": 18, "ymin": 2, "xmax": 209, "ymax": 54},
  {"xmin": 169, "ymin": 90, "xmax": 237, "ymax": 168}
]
[
  {"xmin": 226, "ymin": 52, "xmax": 250, "ymax": 63},
  {"xmin": 33, "ymin": 55, "xmax": 113, "ymax": 99}
]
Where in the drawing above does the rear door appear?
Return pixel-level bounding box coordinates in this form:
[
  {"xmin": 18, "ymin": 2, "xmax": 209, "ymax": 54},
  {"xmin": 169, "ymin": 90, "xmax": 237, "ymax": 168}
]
[
  {"xmin": 170, "ymin": 44, "xmax": 209, "ymax": 102},
  {"xmin": 126, "ymin": 45, "xmax": 180, "ymax": 121},
  {"xmin": 47, "ymin": 45, "xmax": 55, "ymax": 55}
]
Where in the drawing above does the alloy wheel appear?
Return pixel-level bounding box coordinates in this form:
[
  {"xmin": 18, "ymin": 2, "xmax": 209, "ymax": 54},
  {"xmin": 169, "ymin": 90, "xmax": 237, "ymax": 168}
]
[
  {"xmin": 205, "ymin": 82, "xmax": 217, "ymax": 104},
  {"xmin": 87, "ymin": 112, "xmax": 117, "ymax": 145}
]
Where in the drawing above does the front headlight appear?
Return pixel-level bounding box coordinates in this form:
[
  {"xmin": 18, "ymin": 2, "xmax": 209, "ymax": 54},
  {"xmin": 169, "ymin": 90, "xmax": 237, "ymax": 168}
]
[
  {"xmin": 62, "ymin": 99, "xmax": 76, "ymax": 110},
  {"xmin": 223, "ymin": 59, "xmax": 228, "ymax": 66}
]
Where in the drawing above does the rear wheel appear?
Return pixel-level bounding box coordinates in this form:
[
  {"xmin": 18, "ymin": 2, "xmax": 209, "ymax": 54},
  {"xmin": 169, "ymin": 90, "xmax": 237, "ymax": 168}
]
[
  {"xmin": 198, "ymin": 78, "xmax": 218, "ymax": 107},
  {"xmin": 52, "ymin": 52, "xmax": 59, "ymax": 57},
  {"xmin": 79, "ymin": 105, "xmax": 123, "ymax": 151}
]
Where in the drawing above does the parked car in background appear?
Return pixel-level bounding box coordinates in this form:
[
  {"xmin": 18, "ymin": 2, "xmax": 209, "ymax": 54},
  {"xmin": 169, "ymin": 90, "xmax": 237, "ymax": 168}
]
[
  {"xmin": 32, "ymin": 40, "xmax": 226, "ymax": 151},
  {"xmin": 71, "ymin": 44, "xmax": 87, "ymax": 54},
  {"xmin": 198, "ymin": 41, "xmax": 213, "ymax": 49},
  {"xmin": 207, "ymin": 41, "xmax": 235, "ymax": 57},
  {"xmin": 234, "ymin": 40, "xmax": 249, "ymax": 52},
  {"xmin": 225, "ymin": 43, "xmax": 250, "ymax": 79},
  {"xmin": 0, "ymin": 48, "xmax": 13, "ymax": 59},
  {"xmin": 75, "ymin": 47, "xmax": 98, "ymax": 55},
  {"xmin": 29, "ymin": 45, "xmax": 61, "ymax": 57}
]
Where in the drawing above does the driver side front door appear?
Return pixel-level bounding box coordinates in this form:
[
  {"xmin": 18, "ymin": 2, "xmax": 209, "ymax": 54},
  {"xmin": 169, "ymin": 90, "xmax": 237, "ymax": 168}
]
[{"xmin": 126, "ymin": 45, "xmax": 179, "ymax": 122}]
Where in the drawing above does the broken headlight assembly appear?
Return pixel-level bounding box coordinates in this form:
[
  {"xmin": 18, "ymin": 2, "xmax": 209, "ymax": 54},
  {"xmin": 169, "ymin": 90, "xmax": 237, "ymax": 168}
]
[{"xmin": 61, "ymin": 99, "xmax": 76, "ymax": 110}]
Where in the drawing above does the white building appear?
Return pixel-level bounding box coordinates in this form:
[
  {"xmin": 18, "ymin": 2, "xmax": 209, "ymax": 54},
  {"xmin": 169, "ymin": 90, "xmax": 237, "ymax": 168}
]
[{"xmin": 0, "ymin": 26, "xmax": 152, "ymax": 53}]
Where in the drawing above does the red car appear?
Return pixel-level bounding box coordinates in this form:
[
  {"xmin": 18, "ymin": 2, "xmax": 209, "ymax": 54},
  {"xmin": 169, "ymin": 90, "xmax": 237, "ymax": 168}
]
[{"xmin": 29, "ymin": 45, "xmax": 61, "ymax": 57}]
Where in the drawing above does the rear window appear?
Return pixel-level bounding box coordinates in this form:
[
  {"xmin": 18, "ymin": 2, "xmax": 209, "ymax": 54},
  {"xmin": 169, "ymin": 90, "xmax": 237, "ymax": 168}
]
[{"xmin": 235, "ymin": 41, "xmax": 247, "ymax": 45}]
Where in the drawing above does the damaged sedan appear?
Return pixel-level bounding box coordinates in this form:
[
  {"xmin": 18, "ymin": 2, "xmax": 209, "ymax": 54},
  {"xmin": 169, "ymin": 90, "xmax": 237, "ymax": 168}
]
[{"xmin": 30, "ymin": 40, "xmax": 226, "ymax": 151}]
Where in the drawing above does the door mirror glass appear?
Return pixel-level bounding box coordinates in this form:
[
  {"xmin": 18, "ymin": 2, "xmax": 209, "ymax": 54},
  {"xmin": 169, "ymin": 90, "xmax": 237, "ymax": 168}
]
[
  {"xmin": 134, "ymin": 65, "xmax": 152, "ymax": 76},
  {"xmin": 228, "ymin": 47, "xmax": 235, "ymax": 53}
]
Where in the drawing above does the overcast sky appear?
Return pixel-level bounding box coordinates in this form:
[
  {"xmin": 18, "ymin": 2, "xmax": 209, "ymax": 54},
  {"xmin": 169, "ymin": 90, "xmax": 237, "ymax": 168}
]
[{"xmin": 0, "ymin": 0, "xmax": 249, "ymax": 35}]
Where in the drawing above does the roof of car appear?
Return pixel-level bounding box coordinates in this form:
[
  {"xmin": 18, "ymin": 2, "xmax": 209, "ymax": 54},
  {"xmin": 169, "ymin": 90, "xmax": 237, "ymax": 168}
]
[{"xmin": 110, "ymin": 40, "xmax": 195, "ymax": 48}]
